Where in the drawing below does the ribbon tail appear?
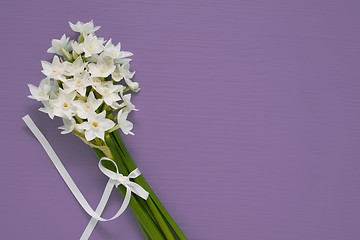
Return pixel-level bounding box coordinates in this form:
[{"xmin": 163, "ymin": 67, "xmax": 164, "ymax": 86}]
[
  {"xmin": 23, "ymin": 115, "xmax": 106, "ymax": 222},
  {"xmin": 128, "ymin": 182, "xmax": 149, "ymax": 200},
  {"xmin": 80, "ymin": 179, "xmax": 116, "ymax": 240}
]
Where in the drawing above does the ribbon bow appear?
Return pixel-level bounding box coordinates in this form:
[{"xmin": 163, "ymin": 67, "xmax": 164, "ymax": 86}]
[{"xmin": 98, "ymin": 157, "xmax": 149, "ymax": 200}]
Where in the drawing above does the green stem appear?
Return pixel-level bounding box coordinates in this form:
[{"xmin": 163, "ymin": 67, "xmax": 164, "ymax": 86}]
[
  {"xmin": 61, "ymin": 47, "xmax": 73, "ymax": 62},
  {"xmin": 79, "ymin": 33, "xmax": 85, "ymax": 43},
  {"xmin": 108, "ymin": 124, "xmax": 120, "ymax": 133},
  {"xmin": 109, "ymin": 133, "xmax": 173, "ymax": 239},
  {"xmin": 110, "ymin": 138, "xmax": 159, "ymax": 227},
  {"xmin": 111, "ymin": 132, "xmax": 186, "ymax": 239},
  {"xmin": 92, "ymin": 148, "xmax": 162, "ymax": 240},
  {"xmin": 76, "ymin": 93, "xmax": 87, "ymax": 101},
  {"xmin": 74, "ymin": 115, "xmax": 83, "ymax": 124},
  {"xmin": 137, "ymin": 196, "xmax": 159, "ymax": 227},
  {"xmin": 103, "ymin": 136, "xmax": 166, "ymax": 240},
  {"xmin": 94, "ymin": 150, "xmax": 150, "ymax": 239},
  {"xmin": 147, "ymin": 196, "xmax": 176, "ymax": 240},
  {"xmin": 101, "ymin": 103, "xmax": 109, "ymax": 112},
  {"xmin": 72, "ymin": 50, "xmax": 79, "ymax": 60},
  {"xmin": 137, "ymin": 218, "xmax": 152, "ymax": 240},
  {"xmin": 108, "ymin": 135, "xmax": 159, "ymax": 226}
]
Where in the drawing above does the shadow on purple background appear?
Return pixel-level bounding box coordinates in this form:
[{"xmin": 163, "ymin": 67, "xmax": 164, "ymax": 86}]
[{"xmin": 1, "ymin": 0, "xmax": 360, "ymax": 239}]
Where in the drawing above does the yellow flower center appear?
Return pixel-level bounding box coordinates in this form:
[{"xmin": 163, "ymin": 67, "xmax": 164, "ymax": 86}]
[
  {"xmin": 86, "ymin": 105, "xmax": 91, "ymax": 109},
  {"xmin": 77, "ymin": 80, "xmax": 82, "ymax": 84},
  {"xmin": 63, "ymin": 103, "xmax": 68, "ymax": 108},
  {"xmin": 93, "ymin": 122, "xmax": 98, "ymax": 127}
]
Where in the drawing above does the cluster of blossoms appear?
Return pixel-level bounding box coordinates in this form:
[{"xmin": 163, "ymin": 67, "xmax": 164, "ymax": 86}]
[{"xmin": 28, "ymin": 20, "xmax": 139, "ymax": 142}]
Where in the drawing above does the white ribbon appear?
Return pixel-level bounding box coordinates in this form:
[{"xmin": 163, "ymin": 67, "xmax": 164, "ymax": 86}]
[{"xmin": 22, "ymin": 115, "xmax": 149, "ymax": 240}]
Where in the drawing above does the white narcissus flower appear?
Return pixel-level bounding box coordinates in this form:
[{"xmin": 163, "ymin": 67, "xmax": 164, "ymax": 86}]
[
  {"xmin": 69, "ymin": 20, "xmax": 100, "ymax": 35},
  {"xmin": 63, "ymin": 72, "xmax": 91, "ymax": 97},
  {"xmin": 115, "ymin": 58, "xmax": 132, "ymax": 65},
  {"xmin": 39, "ymin": 100, "xmax": 55, "ymax": 119},
  {"xmin": 81, "ymin": 34, "xmax": 105, "ymax": 58},
  {"xmin": 86, "ymin": 52, "xmax": 108, "ymax": 63},
  {"xmin": 65, "ymin": 57, "xmax": 87, "ymax": 76},
  {"xmin": 50, "ymin": 89, "xmax": 77, "ymax": 119},
  {"xmin": 112, "ymin": 63, "xmax": 133, "ymax": 81},
  {"xmin": 112, "ymin": 63, "xmax": 139, "ymax": 90},
  {"xmin": 88, "ymin": 57, "xmax": 116, "ymax": 77},
  {"xmin": 89, "ymin": 77, "xmax": 103, "ymax": 88},
  {"xmin": 85, "ymin": 52, "xmax": 99, "ymax": 63},
  {"xmin": 49, "ymin": 80, "xmax": 60, "ymax": 93},
  {"xmin": 39, "ymin": 91, "xmax": 58, "ymax": 119},
  {"xmin": 103, "ymin": 39, "xmax": 133, "ymax": 60},
  {"xmin": 103, "ymin": 39, "xmax": 120, "ymax": 59},
  {"xmin": 47, "ymin": 34, "xmax": 72, "ymax": 56},
  {"xmin": 117, "ymin": 109, "xmax": 134, "ymax": 135},
  {"xmin": 94, "ymin": 81, "xmax": 122, "ymax": 109},
  {"xmin": 41, "ymin": 55, "xmax": 67, "ymax": 81},
  {"xmin": 77, "ymin": 111, "xmax": 115, "ymax": 141},
  {"xmin": 73, "ymin": 92, "xmax": 103, "ymax": 119},
  {"xmin": 119, "ymin": 89, "xmax": 138, "ymax": 113},
  {"xmin": 58, "ymin": 118, "xmax": 76, "ymax": 134},
  {"xmin": 72, "ymin": 41, "xmax": 83, "ymax": 55},
  {"xmin": 28, "ymin": 78, "xmax": 54, "ymax": 101}
]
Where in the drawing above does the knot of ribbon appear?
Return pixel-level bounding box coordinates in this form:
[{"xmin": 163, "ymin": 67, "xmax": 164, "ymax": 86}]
[{"xmin": 98, "ymin": 157, "xmax": 149, "ymax": 200}]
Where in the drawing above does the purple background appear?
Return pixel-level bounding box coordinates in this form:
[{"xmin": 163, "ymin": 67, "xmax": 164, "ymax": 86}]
[{"xmin": 1, "ymin": 0, "xmax": 360, "ymax": 239}]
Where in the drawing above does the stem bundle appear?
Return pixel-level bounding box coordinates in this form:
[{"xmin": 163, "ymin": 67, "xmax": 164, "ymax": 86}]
[{"xmin": 91, "ymin": 132, "xmax": 187, "ymax": 240}]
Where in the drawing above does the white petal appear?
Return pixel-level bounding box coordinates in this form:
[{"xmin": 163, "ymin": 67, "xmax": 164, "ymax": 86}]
[
  {"xmin": 102, "ymin": 119, "xmax": 115, "ymax": 131},
  {"xmin": 85, "ymin": 129, "xmax": 96, "ymax": 141}
]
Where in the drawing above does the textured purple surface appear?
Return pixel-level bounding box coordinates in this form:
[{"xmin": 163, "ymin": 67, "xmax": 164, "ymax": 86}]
[{"xmin": 1, "ymin": 0, "xmax": 360, "ymax": 239}]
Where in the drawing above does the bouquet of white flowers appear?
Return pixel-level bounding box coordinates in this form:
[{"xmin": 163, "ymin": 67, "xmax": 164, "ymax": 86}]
[{"xmin": 26, "ymin": 20, "xmax": 186, "ymax": 240}]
